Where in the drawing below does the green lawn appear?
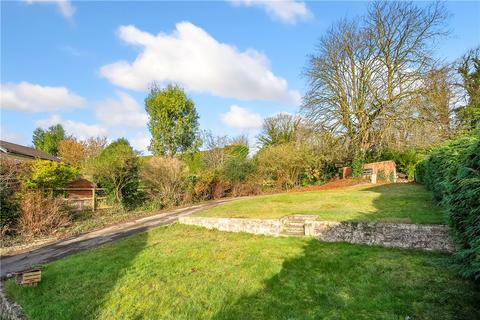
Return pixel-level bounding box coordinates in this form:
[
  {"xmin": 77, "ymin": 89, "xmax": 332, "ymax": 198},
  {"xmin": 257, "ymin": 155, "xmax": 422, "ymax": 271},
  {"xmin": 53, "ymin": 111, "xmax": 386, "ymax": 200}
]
[
  {"xmin": 6, "ymin": 224, "xmax": 479, "ymax": 320},
  {"xmin": 195, "ymin": 183, "xmax": 445, "ymax": 224}
]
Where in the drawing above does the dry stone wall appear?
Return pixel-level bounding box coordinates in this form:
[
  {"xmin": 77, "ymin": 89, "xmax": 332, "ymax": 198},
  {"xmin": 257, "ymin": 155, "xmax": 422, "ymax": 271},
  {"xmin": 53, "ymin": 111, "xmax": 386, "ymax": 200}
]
[
  {"xmin": 304, "ymin": 221, "xmax": 454, "ymax": 252},
  {"xmin": 180, "ymin": 216, "xmax": 454, "ymax": 252}
]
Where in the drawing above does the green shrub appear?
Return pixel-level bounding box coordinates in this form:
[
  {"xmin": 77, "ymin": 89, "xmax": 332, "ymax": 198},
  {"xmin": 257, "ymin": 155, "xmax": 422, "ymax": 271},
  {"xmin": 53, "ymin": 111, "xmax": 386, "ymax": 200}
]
[
  {"xmin": 351, "ymin": 158, "xmax": 364, "ymax": 178},
  {"xmin": 377, "ymin": 170, "xmax": 386, "ymax": 181},
  {"xmin": 377, "ymin": 149, "xmax": 425, "ymax": 180},
  {"xmin": 223, "ymin": 157, "xmax": 255, "ymax": 183},
  {"xmin": 85, "ymin": 139, "xmax": 140, "ymax": 209},
  {"xmin": 26, "ymin": 160, "xmax": 78, "ymax": 193},
  {"xmin": 444, "ymin": 140, "xmax": 480, "ymax": 280},
  {"xmin": 415, "ymin": 135, "xmax": 480, "ymax": 281}
]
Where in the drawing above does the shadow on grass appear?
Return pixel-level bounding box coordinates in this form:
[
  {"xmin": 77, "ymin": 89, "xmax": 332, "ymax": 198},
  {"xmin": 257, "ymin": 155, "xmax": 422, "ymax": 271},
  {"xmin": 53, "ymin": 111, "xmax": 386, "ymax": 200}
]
[
  {"xmin": 212, "ymin": 239, "xmax": 480, "ymax": 320},
  {"xmin": 345, "ymin": 183, "xmax": 447, "ymax": 224},
  {"xmin": 5, "ymin": 231, "xmax": 149, "ymax": 320}
]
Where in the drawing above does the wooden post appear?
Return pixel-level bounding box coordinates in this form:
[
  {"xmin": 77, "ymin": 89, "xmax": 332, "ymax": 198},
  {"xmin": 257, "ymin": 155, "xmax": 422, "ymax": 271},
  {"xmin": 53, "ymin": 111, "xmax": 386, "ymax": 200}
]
[{"xmin": 92, "ymin": 187, "xmax": 96, "ymax": 212}]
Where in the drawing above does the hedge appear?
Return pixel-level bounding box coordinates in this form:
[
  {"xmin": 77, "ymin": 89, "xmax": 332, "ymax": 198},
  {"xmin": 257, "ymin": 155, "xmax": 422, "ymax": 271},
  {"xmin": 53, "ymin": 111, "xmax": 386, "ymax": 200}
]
[{"xmin": 415, "ymin": 135, "xmax": 480, "ymax": 281}]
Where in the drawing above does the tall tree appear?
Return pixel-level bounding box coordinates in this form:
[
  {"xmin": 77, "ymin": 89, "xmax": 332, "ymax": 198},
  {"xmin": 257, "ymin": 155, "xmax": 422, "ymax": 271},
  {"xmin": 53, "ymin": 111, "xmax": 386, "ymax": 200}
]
[
  {"xmin": 303, "ymin": 1, "xmax": 448, "ymax": 156},
  {"xmin": 145, "ymin": 84, "xmax": 200, "ymax": 156},
  {"xmin": 32, "ymin": 124, "xmax": 66, "ymax": 156},
  {"xmin": 456, "ymin": 47, "xmax": 480, "ymax": 131},
  {"xmin": 257, "ymin": 113, "xmax": 301, "ymax": 148},
  {"xmin": 58, "ymin": 139, "xmax": 85, "ymax": 166}
]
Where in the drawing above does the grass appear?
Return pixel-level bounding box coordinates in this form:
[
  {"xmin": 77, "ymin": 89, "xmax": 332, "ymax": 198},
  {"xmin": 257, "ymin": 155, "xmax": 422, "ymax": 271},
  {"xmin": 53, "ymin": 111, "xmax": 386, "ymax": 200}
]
[
  {"xmin": 195, "ymin": 183, "xmax": 446, "ymax": 224},
  {"xmin": 6, "ymin": 224, "xmax": 479, "ymax": 320}
]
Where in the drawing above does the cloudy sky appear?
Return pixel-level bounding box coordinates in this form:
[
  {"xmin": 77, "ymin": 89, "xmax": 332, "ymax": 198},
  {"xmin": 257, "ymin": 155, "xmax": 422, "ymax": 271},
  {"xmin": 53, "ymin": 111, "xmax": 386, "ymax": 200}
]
[{"xmin": 1, "ymin": 0, "xmax": 479, "ymax": 153}]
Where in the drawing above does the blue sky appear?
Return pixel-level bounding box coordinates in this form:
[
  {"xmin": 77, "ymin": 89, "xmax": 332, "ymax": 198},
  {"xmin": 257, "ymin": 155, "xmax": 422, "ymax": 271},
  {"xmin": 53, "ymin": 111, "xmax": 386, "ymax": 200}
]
[{"xmin": 1, "ymin": 0, "xmax": 479, "ymax": 153}]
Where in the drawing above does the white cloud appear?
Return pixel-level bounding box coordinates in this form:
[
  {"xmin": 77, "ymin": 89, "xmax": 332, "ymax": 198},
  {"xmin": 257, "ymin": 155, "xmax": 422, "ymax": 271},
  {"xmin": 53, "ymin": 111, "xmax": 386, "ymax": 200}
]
[
  {"xmin": 95, "ymin": 91, "xmax": 148, "ymax": 127},
  {"xmin": 23, "ymin": 0, "xmax": 75, "ymax": 19},
  {"xmin": 35, "ymin": 115, "xmax": 107, "ymax": 140},
  {"xmin": 130, "ymin": 132, "xmax": 151, "ymax": 153},
  {"xmin": 0, "ymin": 127, "xmax": 26, "ymax": 145},
  {"xmin": 220, "ymin": 105, "xmax": 263, "ymax": 130},
  {"xmin": 0, "ymin": 82, "xmax": 85, "ymax": 112},
  {"xmin": 100, "ymin": 22, "xmax": 301, "ymax": 105},
  {"xmin": 228, "ymin": 0, "xmax": 312, "ymax": 24}
]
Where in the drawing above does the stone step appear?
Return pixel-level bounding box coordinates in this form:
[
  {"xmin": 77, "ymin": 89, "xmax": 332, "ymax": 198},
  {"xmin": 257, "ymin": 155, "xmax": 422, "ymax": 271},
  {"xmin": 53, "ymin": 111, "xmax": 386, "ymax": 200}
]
[
  {"xmin": 283, "ymin": 225, "xmax": 304, "ymax": 230},
  {"xmin": 280, "ymin": 230, "xmax": 304, "ymax": 236},
  {"xmin": 283, "ymin": 222, "xmax": 305, "ymax": 227},
  {"xmin": 282, "ymin": 228, "xmax": 304, "ymax": 234}
]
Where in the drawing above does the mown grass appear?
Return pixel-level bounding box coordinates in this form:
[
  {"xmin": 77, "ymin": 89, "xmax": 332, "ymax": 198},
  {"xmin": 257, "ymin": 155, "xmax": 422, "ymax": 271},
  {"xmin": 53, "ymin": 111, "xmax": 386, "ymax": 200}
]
[
  {"xmin": 6, "ymin": 224, "xmax": 479, "ymax": 319},
  {"xmin": 195, "ymin": 183, "xmax": 445, "ymax": 224}
]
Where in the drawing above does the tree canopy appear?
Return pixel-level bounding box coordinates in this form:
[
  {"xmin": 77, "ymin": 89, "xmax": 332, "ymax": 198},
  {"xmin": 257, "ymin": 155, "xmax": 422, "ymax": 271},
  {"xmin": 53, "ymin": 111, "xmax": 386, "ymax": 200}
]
[
  {"xmin": 32, "ymin": 124, "xmax": 66, "ymax": 156},
  {"xmin": 303, "ymin": 1, "xmax": 449, "ymax": 157},
  {"xmin": 145, "ymin": 84, "xmax": 200, "ymax": 156}
]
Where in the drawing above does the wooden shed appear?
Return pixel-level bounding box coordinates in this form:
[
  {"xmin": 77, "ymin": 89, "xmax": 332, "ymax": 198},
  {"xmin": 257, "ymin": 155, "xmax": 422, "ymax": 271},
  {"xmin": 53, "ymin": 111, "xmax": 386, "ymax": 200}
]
[{"xmin": 67, "ymin": 177, "xmax": 96, "ymax": 198}]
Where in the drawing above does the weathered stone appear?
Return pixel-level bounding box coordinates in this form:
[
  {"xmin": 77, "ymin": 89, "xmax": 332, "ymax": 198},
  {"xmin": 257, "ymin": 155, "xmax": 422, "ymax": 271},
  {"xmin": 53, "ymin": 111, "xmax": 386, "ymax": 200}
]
[
  {"xmin": 180, "ymin": 216, "xmax": 455, "ymax": 252},
  {"xmin": 305, "ymin": 221, "xmax": 454, "ymax": 252},
  {"xmin": 179, "ymin": 217, "xmax": 281, "ymax": 236}
]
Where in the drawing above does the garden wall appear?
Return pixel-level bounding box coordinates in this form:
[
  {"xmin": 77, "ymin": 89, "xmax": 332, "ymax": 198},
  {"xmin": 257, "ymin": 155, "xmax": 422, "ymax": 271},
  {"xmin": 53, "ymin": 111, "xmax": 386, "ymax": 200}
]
[
  {"xmin": 179, "ymin": 216, "xmax": 281, "ymax": 236},
  {"xmin": 179, "ymin": 216, "xmax": 454, "ymax": 252},
  {"xmin": 304, "ymin": 221, "xmax": 454, "ymax": 252}
]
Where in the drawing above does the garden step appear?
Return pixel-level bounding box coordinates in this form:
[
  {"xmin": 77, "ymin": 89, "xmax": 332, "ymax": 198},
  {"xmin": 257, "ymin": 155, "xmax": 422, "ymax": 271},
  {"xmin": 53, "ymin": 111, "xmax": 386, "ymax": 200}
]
[
  {"xmin": 280, "ymin": 230, "xmax": 305, "ymax": 236},
  {"xmin": 283, "ymin": 222, "xmax": 305, "ymax": 227},
  {"xmin": 282, "ymin": 227, "xmax": 305, "ymax": 234}
]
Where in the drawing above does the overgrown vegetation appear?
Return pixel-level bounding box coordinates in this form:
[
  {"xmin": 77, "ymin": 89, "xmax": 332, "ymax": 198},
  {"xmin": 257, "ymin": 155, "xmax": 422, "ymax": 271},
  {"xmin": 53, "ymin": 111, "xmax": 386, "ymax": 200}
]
[{"xmin": 415, "ymin": 134, "xmax": 480, "ymax": 281}]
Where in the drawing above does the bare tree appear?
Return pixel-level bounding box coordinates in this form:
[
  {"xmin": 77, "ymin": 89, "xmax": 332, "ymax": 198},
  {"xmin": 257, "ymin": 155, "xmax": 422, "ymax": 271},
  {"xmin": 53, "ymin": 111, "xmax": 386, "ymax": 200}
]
[{"xmin": 303, "ymin": 1, "xmax": 448, "ymax": 156}]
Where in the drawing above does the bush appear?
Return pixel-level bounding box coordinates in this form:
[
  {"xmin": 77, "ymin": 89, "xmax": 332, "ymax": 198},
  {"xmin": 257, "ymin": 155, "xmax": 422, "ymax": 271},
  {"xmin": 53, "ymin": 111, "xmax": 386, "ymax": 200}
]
[
  {"xmin": 19, "ymin": 191, "xmax": 71, "ymax": 237},
  {"xmin": 140, "ymin": 156, "xmax": 187, "ymax": 207},
  {"xmin": 223, "ymin": 157, "xmax": 255, "ymax": 183},
  {"xmin": 26, "ymin": 160, "xmax": 79, "ymax": 193},
  {"xmin": 381, "ymin": 149, "xmax": 425, "ymax": 180},
  {"xmin": 256, "ymin": 143, "xmax": 305, "ymax": 190},
  {"xmin": 415, "ymin": 135, "xmax": 480, "ymax": 281},
  {"xmin": 85, "ymin": 139, "xmax": 140, "ymax": 209},
  {"xmin": 351, "ymin": 158, "xmax": 364, "ymax": 178},
  {"xmin": 0, "ymin": 159, "xmax": 24, "ymax": 233}
]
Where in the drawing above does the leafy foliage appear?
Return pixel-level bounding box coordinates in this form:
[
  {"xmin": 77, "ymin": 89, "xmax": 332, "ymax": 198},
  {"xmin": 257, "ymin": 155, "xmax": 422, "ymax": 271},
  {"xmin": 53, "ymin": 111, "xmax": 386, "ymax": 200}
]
[
  {"xmin": 86, "ymin": 139, "xmax": 139, "ymax": 208},
  {"xmin": 415, "ymin": 135, "xmax": 480, "ymax": 280},
  {"xmin": 32, "ymin": 124, "xmax": 66, "ymax": 156},
  {"xmin": 351, "ymin": 158, "xmax": 364, "ymax": 178},
  {"xmin": 145, "ymin": 84, "xmax": 200, "ymax": 156},
  {"xmin": 456, "ymin": 47, "xmax": 480, "ymax": 131},
  {"xmin": 371, "ymin": 149, "xmax": 426, "ymax": 180},
  {"xmin": 257, "ymin": 113, "xmax": 301, "ymax": 148},
  {"xmin": 58, "ymin": 139, "xmax": 85, "ymax": 166},
  {"xmin": 26, "ymin": 160, "xmax": 79, "ymax": 192}
]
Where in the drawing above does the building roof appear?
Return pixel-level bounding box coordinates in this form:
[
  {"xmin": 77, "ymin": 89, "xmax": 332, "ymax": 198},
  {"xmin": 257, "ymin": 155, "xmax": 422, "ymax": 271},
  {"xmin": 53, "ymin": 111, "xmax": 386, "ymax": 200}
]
[{"xmin": 0, "ymin": 140, "xmax": 60, "ymax": 161}]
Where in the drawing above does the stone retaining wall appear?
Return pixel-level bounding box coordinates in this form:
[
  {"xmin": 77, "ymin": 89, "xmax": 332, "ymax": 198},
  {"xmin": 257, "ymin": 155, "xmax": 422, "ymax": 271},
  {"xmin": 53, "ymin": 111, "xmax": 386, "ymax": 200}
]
[
  {"xmin": 305, "ymin": 221, "xmax": 454, "ymax": 252},
  {"xmin": 179, "ymin": 216, "xmax": 454, "ymax": 252},
  {"xmin": 179, "ymin": 216, "xmax": 281, "ymax": 236}
]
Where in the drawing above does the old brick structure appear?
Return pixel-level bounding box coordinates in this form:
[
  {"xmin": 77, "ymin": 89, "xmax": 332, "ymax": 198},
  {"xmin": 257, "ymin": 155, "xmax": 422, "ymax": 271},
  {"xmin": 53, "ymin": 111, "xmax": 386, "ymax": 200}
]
[{"xmin": 362, "ymin": 160, "xmax": 396, "ymax": 181}]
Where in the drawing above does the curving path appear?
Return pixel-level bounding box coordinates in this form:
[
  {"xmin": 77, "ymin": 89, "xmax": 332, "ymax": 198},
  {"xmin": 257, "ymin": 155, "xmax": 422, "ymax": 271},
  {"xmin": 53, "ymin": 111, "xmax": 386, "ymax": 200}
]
[{"xmin": 0, "ymin": 200, "xmax": 229, "ymax": 279}]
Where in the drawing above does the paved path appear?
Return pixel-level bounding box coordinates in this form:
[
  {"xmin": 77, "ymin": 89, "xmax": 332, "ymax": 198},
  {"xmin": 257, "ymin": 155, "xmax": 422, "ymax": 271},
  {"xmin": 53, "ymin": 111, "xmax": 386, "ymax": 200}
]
[{"xmin": 0, "ymin": 200, "xmax": 228, "ymax": 278}]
